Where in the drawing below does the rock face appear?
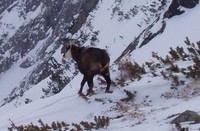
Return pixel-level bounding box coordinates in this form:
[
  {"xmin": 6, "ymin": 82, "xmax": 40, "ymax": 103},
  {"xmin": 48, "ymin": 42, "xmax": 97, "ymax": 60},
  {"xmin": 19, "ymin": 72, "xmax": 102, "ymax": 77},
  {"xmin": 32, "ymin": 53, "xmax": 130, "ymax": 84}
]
[
  {"xmin": 0, "ymin": 0, "xmax": 79, "ymax": 73},
  {"xmin": 164, "ymin": 0, "xmax": 199, "ymax": 18},
  {"xmin": 0, "ymin": 0, "xmax": 99, "ymax": 106},
  {"xmin": 180, "ymin": 0, "xmax": 199, "ymax": 8},
  {"xmin": 0, "ymin": 0, "xmax": 99, "ymax": 74},
  {"xmin": 171, "ymin": 110, "xmax": 200, "ymax": 124}
]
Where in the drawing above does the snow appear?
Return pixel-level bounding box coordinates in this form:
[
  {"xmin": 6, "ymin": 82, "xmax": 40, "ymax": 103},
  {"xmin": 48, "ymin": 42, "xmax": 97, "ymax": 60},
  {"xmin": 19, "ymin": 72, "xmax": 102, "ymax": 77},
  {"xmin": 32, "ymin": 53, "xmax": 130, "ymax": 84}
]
[
  {"xmin": 133, "ymin": 5, "xmax": 200, "ymax": 64},
  {"xmin": 0, "ymin": 64, "xmax": 29, "ymax": 101},
  {"xmin": 0, "ymin": 2, "xmax": 44, "ymax": 40},
  {"xmin": 1, "ymin": 0, "xmax": 200, "ymax": 131}
]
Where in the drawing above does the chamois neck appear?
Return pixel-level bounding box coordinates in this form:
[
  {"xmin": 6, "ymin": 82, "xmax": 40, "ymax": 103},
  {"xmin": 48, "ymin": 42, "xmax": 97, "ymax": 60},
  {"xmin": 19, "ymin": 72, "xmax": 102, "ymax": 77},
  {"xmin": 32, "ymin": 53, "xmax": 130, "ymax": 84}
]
[{"xmin": 71, "ymin": 46, "xmax": 85, "ymax": 62}]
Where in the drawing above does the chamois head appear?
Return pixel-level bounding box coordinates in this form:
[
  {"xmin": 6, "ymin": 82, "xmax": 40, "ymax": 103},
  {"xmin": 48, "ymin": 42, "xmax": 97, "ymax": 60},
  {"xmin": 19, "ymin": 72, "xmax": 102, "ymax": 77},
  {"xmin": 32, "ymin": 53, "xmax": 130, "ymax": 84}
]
[
  {"xmin": 61, "ymin": 38, "xmax": 80, "ymax": 59},
  {"xmin": 63, "ymin": 44, "xmax": 73, "ymax": 59}
]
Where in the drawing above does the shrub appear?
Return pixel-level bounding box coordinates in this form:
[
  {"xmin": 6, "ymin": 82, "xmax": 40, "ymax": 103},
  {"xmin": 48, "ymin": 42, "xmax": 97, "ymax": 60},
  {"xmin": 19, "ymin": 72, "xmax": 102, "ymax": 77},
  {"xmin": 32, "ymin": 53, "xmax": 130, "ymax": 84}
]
[
  {"xmin": 8, "ymin": 116, "xmax": 110, "ymax": 131},
  {"xmin": 118, "ymin": 60, "xmax": 145, "ymax": 81},
  {"xmin": 120, "ymin": 89, "xmax": 137, "ymax": 102}
]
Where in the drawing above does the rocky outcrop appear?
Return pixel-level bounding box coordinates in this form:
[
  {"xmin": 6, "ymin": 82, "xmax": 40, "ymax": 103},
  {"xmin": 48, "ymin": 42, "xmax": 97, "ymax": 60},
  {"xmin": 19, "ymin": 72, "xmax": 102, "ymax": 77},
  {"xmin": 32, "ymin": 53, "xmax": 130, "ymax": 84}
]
[
  {"xmin": 0, "ymin": 0, "xmax": 100, "ymax": 106},
  {"xmin": 171, "ymin": 110, "xmax": 200, "ymax": 124},
  {"xmin": 164, "ymin": 0, "xmax": 199, "ymax": 18},
  {"xmin": 180, "ymin": 0, "xmax": 199, "ymax": 8},
  {"xmin": 68, "ymin": 0, "xmax": 99, "ymax": 35}
]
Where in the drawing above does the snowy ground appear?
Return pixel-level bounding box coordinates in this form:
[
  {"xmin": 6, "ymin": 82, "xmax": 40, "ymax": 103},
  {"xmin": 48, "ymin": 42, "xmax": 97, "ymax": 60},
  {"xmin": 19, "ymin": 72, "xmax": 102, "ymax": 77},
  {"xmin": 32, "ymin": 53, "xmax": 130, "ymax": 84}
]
[{"xmin": 1, "ymin": 0, "xmax": 200, "ymax": 130}]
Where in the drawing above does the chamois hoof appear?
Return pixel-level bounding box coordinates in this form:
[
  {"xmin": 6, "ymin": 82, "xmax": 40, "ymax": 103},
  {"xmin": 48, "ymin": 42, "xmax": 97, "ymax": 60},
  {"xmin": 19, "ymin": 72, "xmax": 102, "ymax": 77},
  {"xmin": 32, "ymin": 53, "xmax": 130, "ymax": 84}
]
[
  {"xmin": 105, "ymin": 90, "xmax": 113, "ymax": 93},
  {"xmin": 78, "ymin": 92, "xmax": 85, "ymax": 96},
  {"xmin": 86, "ymin": 89, "xmax": 94, "ymax": 96}
]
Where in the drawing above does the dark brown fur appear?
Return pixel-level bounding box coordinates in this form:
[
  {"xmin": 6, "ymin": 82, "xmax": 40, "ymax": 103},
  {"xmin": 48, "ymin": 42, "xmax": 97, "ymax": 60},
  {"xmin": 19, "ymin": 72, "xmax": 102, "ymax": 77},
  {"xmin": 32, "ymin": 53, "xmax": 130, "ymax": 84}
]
[{"xmin": 63, "ymin": 44, "xmax": 111, "ymax": 95}]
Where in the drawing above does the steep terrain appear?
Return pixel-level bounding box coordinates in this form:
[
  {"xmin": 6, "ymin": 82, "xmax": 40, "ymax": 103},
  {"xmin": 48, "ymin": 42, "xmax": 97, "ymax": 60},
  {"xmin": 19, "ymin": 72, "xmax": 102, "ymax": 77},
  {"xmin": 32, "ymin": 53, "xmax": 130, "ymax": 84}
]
[
  {"xmin": 0, "ymin": 0, "xmax": 99, "ymax": 106},
  {"xmin": 0, "ymin": 0, "xmax": 200, "ymax": 130}
]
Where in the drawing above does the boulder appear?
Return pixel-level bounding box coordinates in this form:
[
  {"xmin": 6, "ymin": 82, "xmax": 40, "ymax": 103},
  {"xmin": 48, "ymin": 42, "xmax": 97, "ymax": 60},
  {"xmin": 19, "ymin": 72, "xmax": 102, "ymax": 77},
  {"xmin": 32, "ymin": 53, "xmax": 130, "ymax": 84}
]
[{"xmin": 171, "ymin": 110, "xmax": 200, "ymax": 124}]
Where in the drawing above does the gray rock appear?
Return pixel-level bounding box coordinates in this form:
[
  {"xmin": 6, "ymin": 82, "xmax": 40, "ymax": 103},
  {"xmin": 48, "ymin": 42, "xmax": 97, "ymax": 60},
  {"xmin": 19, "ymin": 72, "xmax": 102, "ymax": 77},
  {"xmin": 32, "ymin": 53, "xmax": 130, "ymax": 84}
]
[
  {"xmin": 171, "ymin": 110, "xmax": 200, "ymax": 124},
  {"xmin": 164, "ymin": 0, "xmax": 199, "ymax": 18}
]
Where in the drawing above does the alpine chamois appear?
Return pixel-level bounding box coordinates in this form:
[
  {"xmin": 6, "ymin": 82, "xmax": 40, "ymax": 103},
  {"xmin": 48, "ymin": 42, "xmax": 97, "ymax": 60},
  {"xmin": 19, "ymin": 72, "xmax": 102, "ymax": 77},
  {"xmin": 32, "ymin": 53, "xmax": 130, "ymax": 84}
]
[{"xmin": 63, "ymin": 43, "xmax": 112, "ymax": 96}]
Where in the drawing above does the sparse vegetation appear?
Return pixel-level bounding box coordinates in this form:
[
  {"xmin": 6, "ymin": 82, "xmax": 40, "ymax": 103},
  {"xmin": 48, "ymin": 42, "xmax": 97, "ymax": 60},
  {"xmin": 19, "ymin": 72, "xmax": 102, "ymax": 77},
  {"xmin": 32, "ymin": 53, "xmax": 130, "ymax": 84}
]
[
  {"xmin": 120, "ymin": 89, "xmax": 136, "ymax": 102},
  {"xmin": 118, "ymin": 60, "xmax": 145, "ymax": 81},
  {"xmin": 117, "ymin": 37, "xmax": 200, "ymax": 90},
  {"xmin": 151, "ymin": 37, "xmax": 200, "ymax": 88},
  {"xmin": 8, "ymin": 116, "xmax": 110, "ymax": 131}
]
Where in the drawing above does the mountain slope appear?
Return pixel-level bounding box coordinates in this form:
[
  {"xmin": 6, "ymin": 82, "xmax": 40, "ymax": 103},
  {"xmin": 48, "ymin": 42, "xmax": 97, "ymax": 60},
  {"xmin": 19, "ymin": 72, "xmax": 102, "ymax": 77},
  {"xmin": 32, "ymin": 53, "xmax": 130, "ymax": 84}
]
[
  {"xmin": 0, "ymin": 0, "xmax": 200, "ymax": 130},
  {"xmin": 0, "ymin": 0, "xmax": 99, "ymax": 106}
]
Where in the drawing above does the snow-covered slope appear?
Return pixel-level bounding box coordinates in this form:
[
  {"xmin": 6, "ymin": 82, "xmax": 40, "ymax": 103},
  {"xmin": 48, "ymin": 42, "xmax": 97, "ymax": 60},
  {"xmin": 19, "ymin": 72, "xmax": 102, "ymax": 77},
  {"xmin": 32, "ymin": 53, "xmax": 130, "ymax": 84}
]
[
  {"xmin": 133, "ymin": 5, "xmax": 200, "ymax": 64},
  {"xmin": 0, "ymin": 0, "xmax": 200, "ymax": 130}
]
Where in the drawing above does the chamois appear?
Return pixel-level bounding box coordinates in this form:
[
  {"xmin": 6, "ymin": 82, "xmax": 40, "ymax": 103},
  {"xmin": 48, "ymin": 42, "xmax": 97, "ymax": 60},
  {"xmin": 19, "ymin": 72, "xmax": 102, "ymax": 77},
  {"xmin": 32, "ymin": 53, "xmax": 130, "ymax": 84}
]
[{"xmin": 63, "ymin": 43, "xmax": 112, "ymax": 96}]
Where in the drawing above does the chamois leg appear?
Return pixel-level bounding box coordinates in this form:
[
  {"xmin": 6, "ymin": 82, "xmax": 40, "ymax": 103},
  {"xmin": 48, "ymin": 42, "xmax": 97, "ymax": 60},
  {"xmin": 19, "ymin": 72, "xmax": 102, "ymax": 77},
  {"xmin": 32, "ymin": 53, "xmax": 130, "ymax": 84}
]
[
  {"xmin": 78, "ymin": 76, "xmax": 86, "ymax": 95},
  {"xmin": 86, "ymin": 75, "xmax": 94, "ymax": 96},
  {"xmin": 102, "ymin": 71, "xmax": 112, "ymax": 93}
]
